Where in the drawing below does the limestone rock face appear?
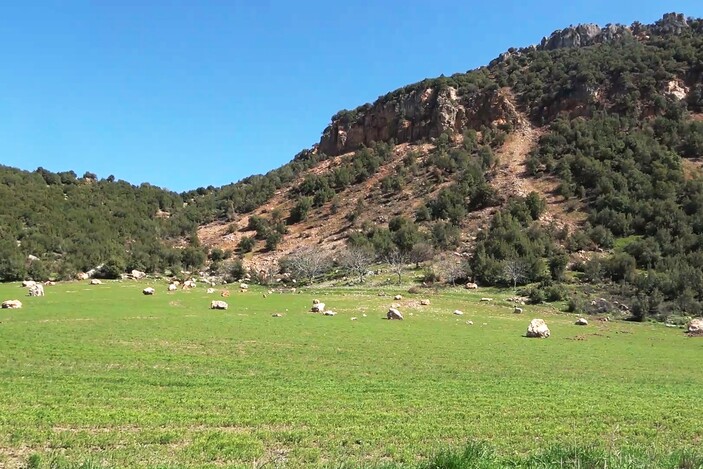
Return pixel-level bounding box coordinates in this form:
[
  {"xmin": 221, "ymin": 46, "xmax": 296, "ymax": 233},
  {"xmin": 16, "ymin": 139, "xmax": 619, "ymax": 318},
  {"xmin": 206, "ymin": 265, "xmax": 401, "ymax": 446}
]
[
  {"xmin": 526, "ymin": 318, "xmax": 551, "ymax": 338},
  {"xmin": 318, "ymin": 86, "xmax": 518, "ymax": 157},
  {"xmin": 539, "ymin": 23, "xmax": 631, "ymax": 51}
]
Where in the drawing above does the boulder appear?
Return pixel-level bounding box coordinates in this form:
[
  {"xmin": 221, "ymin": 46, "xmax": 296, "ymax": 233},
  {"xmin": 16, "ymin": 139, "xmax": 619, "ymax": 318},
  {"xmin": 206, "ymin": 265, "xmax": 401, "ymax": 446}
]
[
  {"xmin": 90, "ymin": 279, "xmax": 102, "ymax": 285},
  {"xmin": 387, "ymin": 308, "xmax": 404, "ymax": 320},
  {"xmin": 28, "ymin": 284, "xmax": 45, "ymax": 297},
  {"xmin": 206, "ymin": 288, "xmax": 215, "ymax": 294},
  {"xmin": 687, "ymin": 318, "xmax": 703, "ymax": 334},
  {"xmin": 420, "ymin": 299, "xmax": 430, "ymax": 306},
  {"xmin": 168, "ymin": 283, "xmax": 177, "ymax": 292},
  {"xmin": 142, "ymin": 287, "xmax": 155, "ymax": 295},
  {"xmin": 21, "ymin": 280, "xmax": 36, "ymax": 288},
  {"xmin": 351, "ymin": 317, "xmax": 358, "ymax": 321},
  {"xmin": 480, "ymin": 297, "xmax": 493, "ymax": 302},
  {"xmin": 240, "ymin": 283, "xmax": 249, "ymax": 290},
  {"xmin": 526, "ymin": 318, "xmax": 550, "ymax": 338},
  {"xmin": 131, "ymin": 270, "xmax": 146, "ymax": 279},
  {"xmin": 76, "ymin": 272, "xmax": 89, "ymax": 281},
  {"xmin": 513, "ymin": 307, "xmax": 523, "ymax": 314},
  {"xmin": 311, "ymin": 303, "xmax": 326, "ymax": 313},
  {"xmin": 393, "ymin": 295, "xmax": 403, "ymax": 300},
  {"xmin": 453, "ymin": 310, "xmax": 464, "ymax": 316},
  {"xmin": 183, "ymin": 280, "xmax": 196, "ymax": 288},
  {"xmin": 210, "ymin": 300, "xmax": 228, "ymax": 310},
  {"xmin": 1, "ymin": 300, "xmax": 22, "ymax": 309},
  {"xmin": 272, "ymin": 313, "xmax": 283, "ymax": 317},
  {"xmin": 323, "ymin": 311, "xmax": 337, "ymax": 316},
  {"xmin": 576, "ymin": 317, "xmax": 588, "ymax": 326},
  {"xmin": 465, "ymin": 282, "xmax": 478, "ymax": 289},
  {"xmin": 466, "ymin": 320, "xmax": 474, "ymax": 325}
]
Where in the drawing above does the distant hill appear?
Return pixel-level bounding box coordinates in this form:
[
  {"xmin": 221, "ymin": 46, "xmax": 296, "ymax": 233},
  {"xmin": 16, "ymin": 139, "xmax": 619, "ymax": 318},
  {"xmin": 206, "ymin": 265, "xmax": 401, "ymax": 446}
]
[{"xmin": 3, "ymin": 13, "xmax": 703, "ymax": 320}]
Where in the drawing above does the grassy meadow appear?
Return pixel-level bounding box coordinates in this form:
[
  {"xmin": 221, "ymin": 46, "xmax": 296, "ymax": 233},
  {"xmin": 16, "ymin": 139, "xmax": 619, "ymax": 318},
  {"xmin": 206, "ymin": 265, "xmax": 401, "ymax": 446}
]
[{"xmin": 0, "ymin": 279, "xmax": 701, "ymax": 468}]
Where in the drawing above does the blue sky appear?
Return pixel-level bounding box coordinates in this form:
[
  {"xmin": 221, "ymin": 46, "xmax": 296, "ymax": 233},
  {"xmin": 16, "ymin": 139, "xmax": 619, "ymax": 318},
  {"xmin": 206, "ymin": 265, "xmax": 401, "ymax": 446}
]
[{"xmin": 1, "ymin": 1, "xmax": 702, "ymax": 192}]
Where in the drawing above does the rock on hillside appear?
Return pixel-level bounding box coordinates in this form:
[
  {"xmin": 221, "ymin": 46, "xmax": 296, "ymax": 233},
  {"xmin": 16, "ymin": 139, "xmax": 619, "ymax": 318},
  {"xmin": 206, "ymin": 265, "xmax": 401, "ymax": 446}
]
[{"xmin": 318, "ymin": 87, "xmax": 519, "ymax": 156}]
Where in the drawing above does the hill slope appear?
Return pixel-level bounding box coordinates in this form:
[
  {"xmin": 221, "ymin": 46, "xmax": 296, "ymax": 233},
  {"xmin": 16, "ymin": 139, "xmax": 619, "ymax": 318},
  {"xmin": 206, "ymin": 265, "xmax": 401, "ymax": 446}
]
[{"xmin": 3, "ymin": 13, "xmax": 703, "ymax": 320}]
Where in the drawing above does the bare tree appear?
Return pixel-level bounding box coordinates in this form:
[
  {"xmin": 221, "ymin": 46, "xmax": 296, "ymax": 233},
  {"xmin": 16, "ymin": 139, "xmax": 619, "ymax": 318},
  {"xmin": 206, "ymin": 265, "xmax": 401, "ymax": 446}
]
[
  {"xmin": 503, "ymin": 259, "xmax": 528, "ymax": 289},
  {"xmin": 436, "ymin": 253, "xmax": 467, "ymax": 286},
  {"xmin": 385, "ymin": 249, "xmax": 409, "ymax": 284},
  {"xmin": 338, "ymin": 246, "xmax": 375, "ymax": 283},
  {"xmin": 409, "ymin": 242, "xmax": 435, "ymax": 268},
  {"xmin": 280, "ymin": 247, "xmax": 332, "ymax": 284}
]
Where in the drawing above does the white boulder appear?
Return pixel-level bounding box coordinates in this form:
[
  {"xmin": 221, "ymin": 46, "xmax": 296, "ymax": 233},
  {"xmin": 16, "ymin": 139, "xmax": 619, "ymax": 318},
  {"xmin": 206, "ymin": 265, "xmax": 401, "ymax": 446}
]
[{"xmin": 526, "ymin": 318, "xmax": 551, "ymax": 338}]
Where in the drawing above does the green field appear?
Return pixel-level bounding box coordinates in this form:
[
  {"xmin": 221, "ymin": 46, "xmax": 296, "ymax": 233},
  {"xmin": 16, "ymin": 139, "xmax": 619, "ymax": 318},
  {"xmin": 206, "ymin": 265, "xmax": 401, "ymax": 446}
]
[{"xmin": 0, "ymin": 280, "xmax": 701, "ymax": 468}]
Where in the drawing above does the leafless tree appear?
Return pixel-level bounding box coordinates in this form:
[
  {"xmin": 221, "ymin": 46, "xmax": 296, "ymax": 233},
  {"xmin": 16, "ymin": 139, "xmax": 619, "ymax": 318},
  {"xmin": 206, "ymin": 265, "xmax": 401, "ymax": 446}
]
[
  {"xmin": 280, "ymin": 247, "xmax": 332, "ymax": 284},
  {"xmin": 409, "ymin": 242, "xmax": 435, "ymax": 268},
  {"xmin": 436, "ymin": 253, "xmax": 467, "ymax": 286},
  {"xmin": 503, "ymin": 259, "xmax": 528, "ymax": 289},
  {"xmin": 385, "ymin": 249, "xmax": 409, "ymax": 284},
  {"xmin": 338, "ymin": 246, "xmax": 375, "ymax": 283}
]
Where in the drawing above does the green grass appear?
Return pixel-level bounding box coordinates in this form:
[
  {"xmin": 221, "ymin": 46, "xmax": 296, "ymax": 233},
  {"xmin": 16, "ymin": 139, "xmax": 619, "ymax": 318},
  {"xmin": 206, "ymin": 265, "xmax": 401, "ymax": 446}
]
[{"xmin": 0, "ymin": 280, "xmax": 700, "ymax": 468}]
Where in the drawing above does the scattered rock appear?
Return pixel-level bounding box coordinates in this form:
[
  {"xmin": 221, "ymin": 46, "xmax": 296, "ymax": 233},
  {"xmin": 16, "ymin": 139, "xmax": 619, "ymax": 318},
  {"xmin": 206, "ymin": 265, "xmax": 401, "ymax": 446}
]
[
  {"xmin": 453, "ymin": 310, "xmax": 464, "ymax": 316},
  {"xmin": 420, "ymin": 299, "xmax": 430, "ymax": 306},
  {"xmin": 210, "ymin": 300, "xmax": 228, "ymax": 310},
  {"xmin": 21, "ymin": 280, "xmax": 36, "ymax": 288},
  {"xmin": 1, "ymin": 300, "xmax": 22, "ymax": 309},
  {"xmin": 89, "ymin": 279, "xmax": 102, "ymax": 285},
  {"xmin": 131, "ymin": 269, "xmax": 146, "ymax": 279},
  {"xmin": 513, "ymin": 307, "xmax": 523, "ymax": 314},
  {"xmin": 480, "ymin": 297, "xmax": 493, "ymax": 302},
  {"xmin": 576, "ymin": 317, "xmax": 588, "ymax": 326},
  {"xmin": 311, "ymin": 302, "xmax": 326, "ymax": 313},
  {"xmin": 687, "ymin": 318, "xmax": 703, "ymax": 335},
  {"xmin": 28, "ymin": 284, "xmax": 45, "ymax": 297},
  {"xmin": 387, "ymin": 308, "xmax": 404, "ymax": 320},
  {"xmin": 526, "ymin": 318, "xmax": 551, "ymax": 338},
  {"xmin": 168, "ymin": 283, "xmax": 177, "ymax": 292},
  {"xmin": 323, "ymin": 311, "xmax": 337, "ymax": 316},
  {"xmin": 206, "ymin": 288, "xmax": 215, "ymax": 294},
  {"xmin": 142, "ymin": 287, "xmax": 155, "ymax": 295},
  {"xmin": 272, "ymin": 313, "xmax": 283, "ymax": 317},
  {"xmin": 466, "ymin": 320, "xmax": 474, "ymax": 325},
  {"xmin": 351, "ymin": 317, "xmax": 357, "ymax": 321},
  {"xmin": 393, "ymin": 295, "xmax": 403, "ymax": 300},
  {"xmin": 465, "ymin": 282, "xmax": 478, "ymax": 290},
  {"xmin": 240, "ymin": 283, "xmax": 249, "ymax": 290}
]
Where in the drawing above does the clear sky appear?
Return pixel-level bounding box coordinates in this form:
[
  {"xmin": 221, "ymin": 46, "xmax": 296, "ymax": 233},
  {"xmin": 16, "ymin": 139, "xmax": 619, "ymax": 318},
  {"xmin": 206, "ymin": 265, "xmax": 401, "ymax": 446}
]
[{"xmin": 1, "ymin": 1, "xmax": 702, "ymax": 192}]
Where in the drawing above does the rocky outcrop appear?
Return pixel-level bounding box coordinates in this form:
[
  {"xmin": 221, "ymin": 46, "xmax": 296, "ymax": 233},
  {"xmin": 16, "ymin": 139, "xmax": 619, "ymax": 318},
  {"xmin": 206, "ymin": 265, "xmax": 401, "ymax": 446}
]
[
  {"xmin": 653, "ymin": 13, "xmax": 689, "ymax": 35},
  {"xmin": 318, "ymin": 86, "xmax": 519, "ymax": 157},
  {"xmin": 539, "ymin": 23, "xmax": 631, "ymax": 51}
]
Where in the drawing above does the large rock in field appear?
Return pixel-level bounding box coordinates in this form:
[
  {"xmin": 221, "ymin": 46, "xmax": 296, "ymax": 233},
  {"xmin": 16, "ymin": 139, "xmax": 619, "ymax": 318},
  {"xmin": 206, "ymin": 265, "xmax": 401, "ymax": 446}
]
[
  {"xmin": 167, "ymin": 283, "xmax": 177, "ymax": 292},
  {"xmin": 2, "ymin": 300, "xmax": 22, "ymax": 309},
  {"xmin": 387, "ymin": 308, "xmax": 404, "ymax": 320},
  {"xmin": 28, "ymin": 284, "xmax": 45, "ymax": 297},
  {"xmin": 142, "ymin": 287, "xmax": 155, "ymax": 295},
  {"xmin": 576, "ymin": 317, "xmax": 588, "ymax": 326},
  {"xmin": 131, "ymin": 269, "xmax": 146, "ymax": 279},
  {"xmin": 526, "ymin": 318, "xmax": 551, "ymax": 338},
  {"xmin": 210, "ymin": 300, "xmax": 228, "ymax": 310},
  {"xmin": 465, "ymin": 282, "xmax": 478, "ymax": 289},
  {"xmin": 687, "ymin": 318, "xmax": 703, "ymax": 335},
  {"xmin": 90, "ymin": 279, "xmax": 102, "ymax": 285}
]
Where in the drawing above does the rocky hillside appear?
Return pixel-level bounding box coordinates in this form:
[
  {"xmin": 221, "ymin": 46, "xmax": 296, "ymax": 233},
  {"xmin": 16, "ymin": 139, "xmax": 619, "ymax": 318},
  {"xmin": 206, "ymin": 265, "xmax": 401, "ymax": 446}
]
[{"xmin": 4, "ymin": 12, "xmax": 703, "ymax": 320}]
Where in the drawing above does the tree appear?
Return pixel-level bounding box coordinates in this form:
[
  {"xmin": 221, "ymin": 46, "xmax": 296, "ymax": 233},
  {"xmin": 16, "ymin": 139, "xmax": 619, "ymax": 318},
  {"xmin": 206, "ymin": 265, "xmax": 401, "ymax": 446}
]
[
  {"xmin": 409, "ymin": 242, "xmax": 436, "ymax": 268},
  {"xmin": 281, "ymin": 247, "xmax": 332, "ymax": 284},
  {"xmin": 436, "ymin": 253, "xmax": 467, "ymax": 286},
  {"xmin": 503, "ymin": 259, "xmax": 528, "ymax": 289},
  {"xmin": 238, "ymin": 236, "xmax": 255, "ymax": 253},
  {"xmin": 385, "ymin": 249, "xmax": 408, "ymax": 284},
  {"xmin": 338, "ymin": 246, "xmax": 375, "ymax": 283}
]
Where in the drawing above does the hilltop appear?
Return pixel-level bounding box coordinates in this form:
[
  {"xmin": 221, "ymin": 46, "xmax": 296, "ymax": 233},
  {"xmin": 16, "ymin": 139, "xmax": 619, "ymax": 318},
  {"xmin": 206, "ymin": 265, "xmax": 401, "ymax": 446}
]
[{"xmin": 2, "ymin": 12, "xmax": 703, "ymax": 320}]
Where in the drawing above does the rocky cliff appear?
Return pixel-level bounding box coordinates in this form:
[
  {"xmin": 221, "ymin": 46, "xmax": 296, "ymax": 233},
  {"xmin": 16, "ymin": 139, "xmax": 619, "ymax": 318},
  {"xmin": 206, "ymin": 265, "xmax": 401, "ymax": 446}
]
[{"xmin": 318, "ymin": 86, "xmax": 519, "ymax": 157}]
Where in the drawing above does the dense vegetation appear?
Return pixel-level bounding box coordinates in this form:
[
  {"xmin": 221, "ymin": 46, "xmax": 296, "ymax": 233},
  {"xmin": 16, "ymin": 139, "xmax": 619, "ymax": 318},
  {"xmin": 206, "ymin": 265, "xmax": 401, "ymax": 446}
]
[{"xmin": 0, "ymin": 167, "xmax": 199, "ymax": 279}]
